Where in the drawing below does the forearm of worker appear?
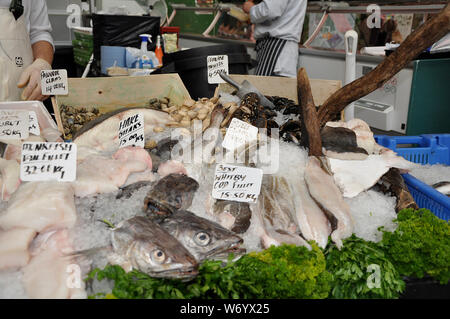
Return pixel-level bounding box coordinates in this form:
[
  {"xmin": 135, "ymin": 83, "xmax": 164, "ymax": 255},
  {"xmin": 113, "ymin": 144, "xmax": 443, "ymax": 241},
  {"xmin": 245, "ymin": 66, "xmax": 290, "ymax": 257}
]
[
  {"xmin": 249, "ymin": 0, "xmax": 290, "ymax": 24},
  {"xmin": 32, "ymin": 41, "xmax": 54, "ymax": 66}
]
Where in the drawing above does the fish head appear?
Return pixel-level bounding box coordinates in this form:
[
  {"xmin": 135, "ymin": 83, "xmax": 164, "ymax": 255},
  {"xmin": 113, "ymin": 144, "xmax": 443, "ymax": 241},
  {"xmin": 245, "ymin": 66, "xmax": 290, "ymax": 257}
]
[
  {"xmin": 144, "ymin": 174, "xmax": 199, "ymax": 216},
  {"xmin": 130, "ymin": 238, "xmax": 199, "ymax": 279},
  {"xmin": 161, "ymin": 211, "xmax": 246, "ymax": 262},
  {"xmin": 212, "ymin": 200, "xmax": 252, "ymax": 234},
  {"xmin": 113, "ymin": 216, "xmax": 198, "ymax": 279}
]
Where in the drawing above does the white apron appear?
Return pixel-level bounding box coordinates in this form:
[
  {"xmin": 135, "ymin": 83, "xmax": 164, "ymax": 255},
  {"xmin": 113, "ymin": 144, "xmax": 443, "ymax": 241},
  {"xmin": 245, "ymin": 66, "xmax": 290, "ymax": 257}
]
[{"xmin": 0, "ymin": 7, "xmax": 34, "ymax": 101}]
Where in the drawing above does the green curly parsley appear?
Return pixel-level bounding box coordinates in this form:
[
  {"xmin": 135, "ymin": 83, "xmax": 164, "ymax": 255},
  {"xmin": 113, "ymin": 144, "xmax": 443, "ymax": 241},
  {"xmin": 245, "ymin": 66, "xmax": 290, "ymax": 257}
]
[
  {"xmin": 86, "ymin": 244, "xmax": 332, "ymax": 299},
  {"xmin": 380, "ymin": 208, "xmax": 450, "ymax": 284}
]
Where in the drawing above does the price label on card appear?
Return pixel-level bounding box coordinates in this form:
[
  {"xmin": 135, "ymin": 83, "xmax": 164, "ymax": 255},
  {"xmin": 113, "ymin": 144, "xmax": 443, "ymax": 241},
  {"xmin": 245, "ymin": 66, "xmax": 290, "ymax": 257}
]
[
  {"xmin": 40, "ymin": 69, "xmax": 68, "ymax": 95},
  {"xmin": 20, "ymin": 142, "xmax": 77, "ymax": 182},
  {"xmin": 0, "ymin": 110, "xmax": 29, "ymax": 140},
  {"xmin": 212, "ymin": 164, "xmax": 263, "ymax": 203},
  {"xmin": 28, "ymin": 111, "xmax": 40, "ymax": 136},
  {"xmin": 207, "ymin": 55, "xmax": 229, "ymax": 84},
  {"xmin": 118, "ymin": 113, "xmax": 145, "ymax": 149},
  {"xmin": 222, "ymin": 118, "xmax": 258, "ymax": 152}
]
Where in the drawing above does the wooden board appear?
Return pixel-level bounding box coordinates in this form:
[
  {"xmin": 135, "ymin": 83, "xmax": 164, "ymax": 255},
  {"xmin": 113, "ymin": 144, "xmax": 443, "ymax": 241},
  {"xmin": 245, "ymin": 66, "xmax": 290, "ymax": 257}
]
[
  {"xmin": 215, "ymin": 74, "xmax": 342, "ymax": 106},
  {"xmin": 52, "ymin": 74, "xmax": 191, "ymax": 134}
]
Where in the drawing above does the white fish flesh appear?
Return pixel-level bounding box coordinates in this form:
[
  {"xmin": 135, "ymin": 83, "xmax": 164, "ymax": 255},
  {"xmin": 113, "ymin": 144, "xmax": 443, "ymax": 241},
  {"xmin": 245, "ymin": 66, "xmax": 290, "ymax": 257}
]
[
  {"xmin": 294, "ymin": 179, "xmax": 331, "ymax": 249},
  {"xmin": 255, "ymin": 176, "xmax": 311, "ymax": 250},
  {"xmin": 22, "ymin": 229, "xmax": 86, "ymax": 299},
  {"xmin": 157, "ymin": 160, "xmax": 187, "ymax": 177},
  {"xmin": 73, "ymin": 147, "xmax": 152, "ymax": 197},
  {"xmin": 0, "ymin": 228, "xmax": 36, "ymax": 270},
  {"xmin": 328, "ymin": 151, "xmax": 418, "ymax": 198},
  {"xmin": 73, "ymin": 108, "xmax": 171, "ymax": 153},
  {"xmin": 0, "ymin": 158, "xmax": 21, "ymax": 201},
  {"xmin": 0, "ymin": 182, "xmax": 77, "ymax": 232},
  {"xmin": 304, "ymin": 156, "xmax": 353, "ymax": 249}
]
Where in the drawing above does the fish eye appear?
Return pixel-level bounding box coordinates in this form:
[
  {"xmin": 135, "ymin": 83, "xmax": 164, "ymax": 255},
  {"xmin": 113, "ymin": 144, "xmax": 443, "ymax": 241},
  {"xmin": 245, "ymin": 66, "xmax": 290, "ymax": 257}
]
[
  {"xmin": 151, "ymin": 249, "xmax": 166, "ymax": 264},
  {"xmin": 194, "ymin": 232, "xmax": 211, "ymax": 246}
]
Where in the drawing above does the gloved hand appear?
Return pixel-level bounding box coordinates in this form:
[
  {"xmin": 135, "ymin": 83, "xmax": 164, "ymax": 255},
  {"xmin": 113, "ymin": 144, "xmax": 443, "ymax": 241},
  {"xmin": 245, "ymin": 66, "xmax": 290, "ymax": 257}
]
[{"xmin": 17, "ymin": 58, "xmax": 52, "ymax": 101}]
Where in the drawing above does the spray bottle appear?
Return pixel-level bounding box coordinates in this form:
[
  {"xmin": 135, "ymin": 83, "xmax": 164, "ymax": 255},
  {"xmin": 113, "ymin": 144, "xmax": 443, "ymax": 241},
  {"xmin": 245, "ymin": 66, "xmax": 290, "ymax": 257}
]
[
  {"xmin": 139, "ymin": 34, "xmax": 155, "ymax": 69},
  {"xmin": 155, "ymin": 35, "xmax": 164, "ymax": 67}
]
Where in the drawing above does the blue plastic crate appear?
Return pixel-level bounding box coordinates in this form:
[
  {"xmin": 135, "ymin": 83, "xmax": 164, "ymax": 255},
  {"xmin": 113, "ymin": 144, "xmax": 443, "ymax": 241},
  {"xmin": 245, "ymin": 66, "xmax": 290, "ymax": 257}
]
[
  {"xmin": 374, "ymin": 134, "xmax": 450, "ymax": 165},
  {"xmin": 374, "ymin": 134, "xmax": 450, "ymax": 221}
]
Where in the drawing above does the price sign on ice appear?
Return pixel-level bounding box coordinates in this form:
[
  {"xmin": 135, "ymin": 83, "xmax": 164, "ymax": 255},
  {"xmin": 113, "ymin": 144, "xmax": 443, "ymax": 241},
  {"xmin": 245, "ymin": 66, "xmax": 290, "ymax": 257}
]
[
  {"xmin": 207, "ymin": 55, "xmax": 229, "ymax": 84},
  {"xmin": 212, "ymin": 164, "xmax": 263, "ymax": 203},
  {"xmin": 222, "ymin": 118, "xmax": 258, "ymax": 151},
  {"xmin": 0, "ymin": 110, "xmax": 29, "ymax": 140},
  {"xmin": 40, "ymin": 69, "xmax": 68, "ymax": 95},
  {"xmin": 20, "ymin": 142, "xmax": 77, "ymax": 182},
  {"xmin": 118, "ymin": 113, "xmax": 145, "ymax": 149}
]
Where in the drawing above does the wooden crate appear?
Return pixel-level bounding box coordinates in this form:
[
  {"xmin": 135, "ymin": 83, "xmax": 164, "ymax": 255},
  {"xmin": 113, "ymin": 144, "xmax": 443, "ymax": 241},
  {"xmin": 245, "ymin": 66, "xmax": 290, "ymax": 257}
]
[{"xmin": 51, "ymin": 74, "xmax": 191, "ymax": 135}]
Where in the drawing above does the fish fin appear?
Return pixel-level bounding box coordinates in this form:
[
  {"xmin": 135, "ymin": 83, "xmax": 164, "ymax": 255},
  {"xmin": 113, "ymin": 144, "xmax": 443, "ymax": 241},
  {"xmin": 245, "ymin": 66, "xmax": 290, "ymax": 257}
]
[{"xmin": 64, "ymin": 245, "xmax": 113, "ymax": 259}]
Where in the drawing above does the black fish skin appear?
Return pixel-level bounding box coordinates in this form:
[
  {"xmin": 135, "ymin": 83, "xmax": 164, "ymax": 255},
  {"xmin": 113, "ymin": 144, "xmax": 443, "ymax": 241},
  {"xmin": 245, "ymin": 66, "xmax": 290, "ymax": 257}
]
[
  {"xmin": 321, "ymin": 126, "xmax": 368, "ymax": 155},
  {"xmin": 144, "ymin": 173, "xmax": 199, "ymax": 218}
]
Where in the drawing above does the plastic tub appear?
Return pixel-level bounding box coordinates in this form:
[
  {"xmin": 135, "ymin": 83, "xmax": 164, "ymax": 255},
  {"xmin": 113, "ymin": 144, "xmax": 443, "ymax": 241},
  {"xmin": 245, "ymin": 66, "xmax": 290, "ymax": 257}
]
[
  {"xmin": 375, "ymin": 134, "xmax": 450, "ymax": 221},
  {"xmin": 155, "ymin": 44, "xmax": 252, "ymax": 99}
]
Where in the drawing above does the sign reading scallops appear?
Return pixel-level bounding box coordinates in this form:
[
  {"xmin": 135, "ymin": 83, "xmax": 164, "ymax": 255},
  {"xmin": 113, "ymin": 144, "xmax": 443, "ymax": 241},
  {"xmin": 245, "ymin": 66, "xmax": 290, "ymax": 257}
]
[
  {"xmin": 20, "ymin": 142, "xmax": 77, "ymax": 182},
  {"xmin": 118, "ymin": 113, "xmax": 145, "ymax": 149},
  {"xmin": 207, "ymin": 55, "xmax": 229, "ymax": 84},
  {"xmin": 40, "ymin": 69, "xmax": 69, "ymax": 95},
  {"xmin": 212, "ymin": 164, "xmax": 263, "ymax": 203}
]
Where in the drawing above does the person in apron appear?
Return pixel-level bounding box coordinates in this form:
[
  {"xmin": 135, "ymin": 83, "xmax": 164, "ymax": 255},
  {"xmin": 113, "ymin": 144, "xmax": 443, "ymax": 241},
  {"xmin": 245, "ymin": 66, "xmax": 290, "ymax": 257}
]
[
  {"xmin": 0, "ymin": 0, "xmax": 54, "ymax": 102},
  {"xmin": 243, "ymin": 0, "xmax": 307, "ymax": 78}
]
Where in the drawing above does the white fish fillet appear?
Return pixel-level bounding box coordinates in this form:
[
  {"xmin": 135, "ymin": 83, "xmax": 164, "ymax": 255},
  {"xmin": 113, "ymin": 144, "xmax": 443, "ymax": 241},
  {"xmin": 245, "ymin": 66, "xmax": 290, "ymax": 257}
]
[
  {"xmin": 73, "ymin": 108, "xmax": 171, "ymax": 153},
  {"xmin": 328, "ymin": 151, "xmax": 418, "ymax": 198},
  {"xmin": 304, "ymin": 156, "xmax": 353, "ymax": 249},
  {"xmin": 294, "ymin": 180, "xmax": 331, "ymax": 249},
  {"xmin": 73, "ymin": 147, "xmax": 152, "ymax": 197},
  {"xmin": 0, "ymin": 228, "xmax": 36, "ymax": 270},
  {"xmin": 255, "ymin": 176, "xmax": 311, "ymax": 250},
  {"xmin": 22, "ymin": 230, "xmax": 86, "ymax": 299},
  {"xmin": 0, "ymin": 182, "xmax": 77, "ymax": 232},
  {"xmin": 0, "ymin": 158, "xmax": 21, "ymax": 201}
]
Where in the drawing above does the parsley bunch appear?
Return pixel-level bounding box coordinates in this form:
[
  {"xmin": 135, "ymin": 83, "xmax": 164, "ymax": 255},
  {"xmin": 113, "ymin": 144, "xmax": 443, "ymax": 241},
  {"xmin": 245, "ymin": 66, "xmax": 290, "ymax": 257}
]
[
  {"xmin": 380, "ymin": 209, "xmax": 450, "ymax": 284},
  {"xmin": 87, "ymin": 244, "xmax": 332, "ymax": 299},
  {"xmin": 325, "ymin": 235, "xmax": 405, "ymax": 299}
]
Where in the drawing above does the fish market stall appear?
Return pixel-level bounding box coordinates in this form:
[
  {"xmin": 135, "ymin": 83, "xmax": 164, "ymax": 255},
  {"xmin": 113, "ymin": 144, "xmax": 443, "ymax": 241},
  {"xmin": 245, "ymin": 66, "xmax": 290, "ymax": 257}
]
[{"xmin": 0, "ymin": 4, "xmax": 449, "ymax": 300}]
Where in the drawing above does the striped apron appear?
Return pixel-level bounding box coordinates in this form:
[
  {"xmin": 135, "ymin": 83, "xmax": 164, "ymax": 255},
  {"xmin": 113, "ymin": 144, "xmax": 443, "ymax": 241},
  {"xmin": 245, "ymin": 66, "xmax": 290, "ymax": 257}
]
[{"xmin": 254, "ymin": 37, "xmax": 287, "ymax": 76}]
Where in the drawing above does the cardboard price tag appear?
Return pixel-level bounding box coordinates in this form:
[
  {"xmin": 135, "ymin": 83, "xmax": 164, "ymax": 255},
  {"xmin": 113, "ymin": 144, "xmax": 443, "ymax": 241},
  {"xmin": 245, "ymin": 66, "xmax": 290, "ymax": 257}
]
[
  {"xmin": 207, "ymin": 55, "xmax": 229, "ymax": 84},
  {"xmin": 20, "ymin": 142, "xmax": 77, "ymax": 182},
  {"xmin": 118, "ymin": 113, "xmax": 145, "ymax": 149},
  {"xmin": 40, "ymin": 69, "xmax": 68, "ymax": 95},
  {"xmin": 222, "ymin": 118, "xmax": 258, "ymax": 151},
  {"xmin": 28, "ymin": 111, "xmax": 40, "ymax": 136},
  {"xmin": 212, "ymin": 164, "xmax": 263, "ymax": 203},
  {"xmin": 0, "ymin": 110, "xmax": 29, "ymax": 140}
]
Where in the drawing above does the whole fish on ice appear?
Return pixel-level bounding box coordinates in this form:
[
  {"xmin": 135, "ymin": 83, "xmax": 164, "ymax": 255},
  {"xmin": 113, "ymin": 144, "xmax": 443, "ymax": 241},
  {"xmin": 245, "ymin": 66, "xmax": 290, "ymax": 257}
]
[
  {"xmin": 73, "ymin": 107, "xmax": 171, "ymax": 153},
  {"xmin": 432, "ymin": 181, "xmax": 450, "ymax": 196},
  {"xmin": 109, "ymin": 216, "xmax": 198, "ymax": 279},
  {"xmin": 159, "ymin": 210, "xmax": 245, "ymax": 262}
]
